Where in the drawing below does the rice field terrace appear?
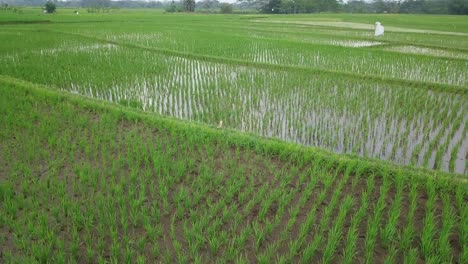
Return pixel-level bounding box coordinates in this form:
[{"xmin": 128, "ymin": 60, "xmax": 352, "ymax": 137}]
[
  {"xmin": 0, "ymin": 8, "xmax": 468, "ymax": 263},
  {"xmin": 1, "ymin": 10, "xmax": 467, "ymax": 174}
]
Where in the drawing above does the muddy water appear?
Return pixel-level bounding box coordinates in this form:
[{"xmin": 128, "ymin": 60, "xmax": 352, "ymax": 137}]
[{"xmin": 62, "ymin": 56, "xmax": 467, "ymax": 175}]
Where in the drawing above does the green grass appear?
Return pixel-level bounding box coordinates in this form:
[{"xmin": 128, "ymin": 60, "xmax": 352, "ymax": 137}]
[
  {"xmin": 0, "ymin": 10, "xmax": 467, "ymax": 262},
  {"xmin": 0, "ymin": 74, "xmax": 467, "ymax": 263}
]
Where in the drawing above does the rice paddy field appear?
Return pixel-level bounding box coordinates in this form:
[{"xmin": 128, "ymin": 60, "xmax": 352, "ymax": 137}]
[{"xmin": 0, "ymin": 8, "xmax": 467, "ymax": 263}]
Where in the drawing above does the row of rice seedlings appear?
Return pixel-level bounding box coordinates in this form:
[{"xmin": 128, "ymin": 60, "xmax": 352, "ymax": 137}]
[
  {"xmin": 183, "ymin": 163, "xmax": 263, "ymax": 261},
  {"xmin": 240, "ymin": 170, "xmax": 300, "ymax": 262},
  {"xmin": 380, "ymin": 174, "xmax": 404, "ymax": 249},
  {"xmin": 298, "ymin": 165, "xmax": 355, "ymax": 263},
  {"xmin": 321, "ymin": 196, "xmax": 354, "ymax": 263},
  {"xmin": 364, "ymin": 175, "xmax": 392, "ymax": 263},
  {"xmin": 284, "ymin": 164, "xmax": 340, "ymax": 262},
  {"xmin": 342, "ymin": 173, "xmax": 375, "ymax": 263},
  {"xmin": 278, "ymin": 165, "xmax": 322, "ymax": 240},
  {"xmin": 434, "ymin": 110, "xmax": 466, "ymax": 171},
  {"xmin": 443, "ymin": 115, "xmax": 468, "ymax": 172},
  {"xmin": 254, "ymin": 168, "xmax": 308, "ymax": 261},
  {"xmin": 455, "ymin": 185, "xmax": 468, "ymax": 263},
  {"xmin": 418, "ymin": 101, "xmax": 462, "ymax": 169},
  {"xmin": 399, "ymin": 183, "xmax": 420, "ymax": 264},
  {"xmin": 420, "ymin": 183, "xmax": 439, "ymax": 262},
  {"xmin": 416, "ymin": 107, "xmax": 450, "ymax": 167},
  {"xmin": 436, "ymin": 193, "xmax": 457, "ymax": 263}
]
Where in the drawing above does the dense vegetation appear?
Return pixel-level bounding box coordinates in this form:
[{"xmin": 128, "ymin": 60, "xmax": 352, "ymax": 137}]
[
  {"xmin": 0, "ymin": 9, "xmax": 467, "ymax": 263},
  {"xmin": 2, "ymin": 0, "xmax": 467, "ymax": 14},
  {"xmin": 259, "ymin": 0, "xmax": 468, "ymax": 14}
]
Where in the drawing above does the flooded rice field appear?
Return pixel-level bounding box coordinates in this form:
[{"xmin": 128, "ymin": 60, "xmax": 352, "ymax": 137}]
[
  {"xmin": 101, "ymin": 32, "xmax": 468, "ymax": 86},
  {"xmin": 58, "ymin": 54, "xmax": 467, "ymax": 174},
  {"xmin": 0, "ymin": 25, "xmax": 466, "ymax": 175}
]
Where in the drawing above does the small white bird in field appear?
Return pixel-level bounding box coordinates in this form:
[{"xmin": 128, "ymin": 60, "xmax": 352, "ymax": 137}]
[{"xmin": 217, "ymin": 120, "xmax": 223, "ymax": 129}]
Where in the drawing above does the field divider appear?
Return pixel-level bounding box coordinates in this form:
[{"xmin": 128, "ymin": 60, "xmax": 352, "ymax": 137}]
[
  {"xmin": 2, "ymin": 73, "xmax": 468, "ymax": 188},
  {"xmin": 48, "ymin": 29, "xmax": 468, "ymax": 95}
]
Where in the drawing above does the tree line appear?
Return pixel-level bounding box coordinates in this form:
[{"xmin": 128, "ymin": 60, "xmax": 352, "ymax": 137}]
[
  {"xmin": 1, "ymin": 0, "xmax": 236, "ymax": 13},
  {"xmin": 345, "ymin": 0, "xmax": 467, "ymax": 15},
  {"xmin": 254, "ymin": 0, "xmax": 467, "ymax": 14},
  {"xmin": 1, "ymin": 0, "xmax": 466, "ymax": 14}
]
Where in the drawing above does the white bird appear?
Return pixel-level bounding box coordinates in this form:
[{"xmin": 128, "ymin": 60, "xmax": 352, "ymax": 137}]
[
  {"xmin": 375, "ymin": 22, "xmax": 384, "ymax": 36},
  {"xmin": 217, "ymin": 120, "xmax": 223, "ymax": 129}
]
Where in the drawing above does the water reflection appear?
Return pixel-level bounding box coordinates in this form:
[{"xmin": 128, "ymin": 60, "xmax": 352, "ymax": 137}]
[{"xmin": 64, "ymin": 56, "xmax": 467, "ymax": 174}]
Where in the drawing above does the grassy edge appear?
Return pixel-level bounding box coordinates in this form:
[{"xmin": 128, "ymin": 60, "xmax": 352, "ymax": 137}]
[{"xmin": 1, "ymin": 74, "xmax": 466, "ymax": 189}]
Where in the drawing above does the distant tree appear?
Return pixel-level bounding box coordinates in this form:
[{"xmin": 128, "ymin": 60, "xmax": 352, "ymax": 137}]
[
  {"xmin": 424, "ymin": 0, "xmax": 448, "ymax": 14},
  {"xmin": 280, "ymin": 0, "xmax": 296, "ymax": 13},
  {"xmin": 373, "ymin": 0, "xmax": 387, "ymax": 12},
  {"xmin": 81, "ymin": 0, "xmax": 110, "ymax": 8},
  {"xmin": 236, "ymin": 0, "xmax": 269, "ymax": 11},
  {"xmin": 198, "ymin": 0, "xmax": 220, "ymax": 9},
  {"xmin": 166, "ymin": 0, "xmax": 177, "ymax": 12},
  {"xmin": 252, "ymin": 0, "xmax": 344, "ymax": 13},
  {"xmin": 262, "ymin": 0, "xmax": 281, "ymax": 13},
  {"xmin": 345, "ymin": 0, "xmax": 374, "ymax": 13},
  {"xmin": 183, "ymin": 0, "xmax": 195, "ymax": 11},
  {"xmin": 220, "ymin": 3, "xmax": 233, "ymax": 12},
  {"xmin": 400, "ymin": 0, "xmax": 425, "ymax": 13},
  {"xmin": 448, "ymin": 0, "xmax": 468, "ymax": 14},
  {"xmin": 44, "ymin": 0, "xmax": 56, "ymax": 13}
]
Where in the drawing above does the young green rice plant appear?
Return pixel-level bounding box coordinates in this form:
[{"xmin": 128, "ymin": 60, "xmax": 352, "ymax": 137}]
[
  {"xmin": 252, "ymin": 222, "xmax": 266, "ymax": 252},
  {"xmin": 365, "ymin": 175, "xmax": 392, "ymax": 263},
  {"xmin": 322, "ymin": 196, "xmax": 354, "ymax": 264},
  {"xmin": 454, "ymin": 184, "xmax": 468, "ymax": 264},
  {"xmin": 290, "ymin": 167, "xmax": 345, "ymax": 262},
  {"xmin": 303, "ymin": 187, "xmax": 346, "ymax": 260},
  {"xmin": 436, "ymin": 193, "xmax": 456, "ymax": 263},
  {"xmin": 342, "ymin": 187, "xmax": 371, "ymax": 264},
  {"xmin": 400, "ymin": 181, "xmax": 419, "ymax": 253},
  {"xmin": 283, "ymin": 174, "xmax": 320, "ymax": 236},
  {"xmin": 381, "ymin": 175, "xmax": 404, "ymax": 247},
  {"xmin": 420, "ymin": 183, "xmax": 438, "ymax": 261}
]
